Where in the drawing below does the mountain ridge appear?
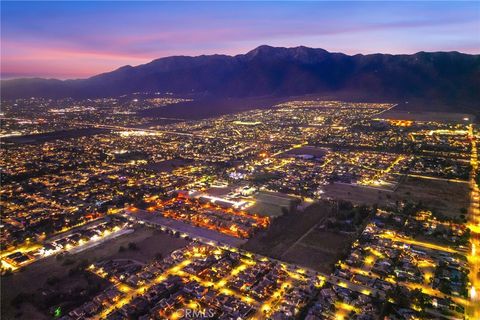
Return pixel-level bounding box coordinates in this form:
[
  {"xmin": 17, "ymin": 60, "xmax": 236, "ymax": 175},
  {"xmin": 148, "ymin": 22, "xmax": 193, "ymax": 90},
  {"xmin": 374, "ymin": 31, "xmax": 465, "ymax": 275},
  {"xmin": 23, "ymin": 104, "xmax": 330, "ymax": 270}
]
[{"xmin": 2, "ymin": 45, "xmax": 479, "ymax": 110}]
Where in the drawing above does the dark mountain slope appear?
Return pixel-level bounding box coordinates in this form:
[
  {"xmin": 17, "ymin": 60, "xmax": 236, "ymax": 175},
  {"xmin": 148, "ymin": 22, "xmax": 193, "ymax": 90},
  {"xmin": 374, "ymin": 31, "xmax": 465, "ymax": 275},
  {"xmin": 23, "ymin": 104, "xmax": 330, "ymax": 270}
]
[{"xmin": 2, "ymin": 45, "xmax": 479, "ymax": 108}]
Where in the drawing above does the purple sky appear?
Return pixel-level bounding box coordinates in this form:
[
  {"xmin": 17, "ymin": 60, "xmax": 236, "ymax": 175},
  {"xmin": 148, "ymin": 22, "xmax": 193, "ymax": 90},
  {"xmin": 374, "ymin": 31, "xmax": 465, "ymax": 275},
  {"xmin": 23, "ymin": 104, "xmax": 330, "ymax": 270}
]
[{"xmin": 1, "ymin": 1, "xmax": 479, "ymax": 79}]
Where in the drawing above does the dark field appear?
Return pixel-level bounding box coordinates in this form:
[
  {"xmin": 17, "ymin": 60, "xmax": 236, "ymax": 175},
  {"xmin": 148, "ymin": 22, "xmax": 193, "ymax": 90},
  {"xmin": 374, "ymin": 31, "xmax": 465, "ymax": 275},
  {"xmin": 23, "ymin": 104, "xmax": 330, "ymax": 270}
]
[
  {"xmin": 323, "ymin": 176, "xmax": 470, "ymax": 217},
  {"xmin": 243, "ymin": 201, "xmax": 333, "ymax": 257},
  {"xmin": 3, "ymin": 128, "xmax": 109, "ymax": 144},
  {"xmin": 281, "ymin": 146, "xmax": 329, "ymax": 157},
  {"xmin": 281, "ymin": 243, "xmax": 339, "ymax": 273},
  {"xmin": 139, "ymin": 96, "xmax": 289, "ymax": 120},
  {"xmin": 285, "ymin": 230, "xmax": 354, "ymax": 273},
  {"xmin": 242, "ymin": 201, "xmax": 351, "ymax": 272},
  {"xmin": 248, "ymin": 191, "xmax": 299, "ymax": 218},
  {"xmin": 142, "ymin": 158, "xmax": 195, "ymax": 173}
]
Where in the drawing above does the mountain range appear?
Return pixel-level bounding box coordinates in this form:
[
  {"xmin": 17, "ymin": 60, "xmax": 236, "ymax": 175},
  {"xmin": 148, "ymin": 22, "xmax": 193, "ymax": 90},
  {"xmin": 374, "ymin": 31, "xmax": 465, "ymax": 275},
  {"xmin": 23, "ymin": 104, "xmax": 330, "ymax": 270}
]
[{"xmin": 2, "ymin": 45, "xmax": 479, "ymax": 111}]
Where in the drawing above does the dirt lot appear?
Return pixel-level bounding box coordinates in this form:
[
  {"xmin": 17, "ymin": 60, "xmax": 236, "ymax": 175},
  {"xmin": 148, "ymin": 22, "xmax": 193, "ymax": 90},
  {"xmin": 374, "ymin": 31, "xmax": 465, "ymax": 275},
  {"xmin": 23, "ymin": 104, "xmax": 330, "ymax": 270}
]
[
  {"xmin": 4, "ymin": 128, "xmax": 108, "ymax": 145},
  {"xmin": 282, "ymin": 243, "xmax": 339, "ymax": 273},
  {"xmin": 284, "ymin": 230, "xmax": 354, "ymax": 273},
  {"xmin": 323, "ymin": 176, "xmax": 469, "ymax": 217},
  {"xmin": 281, "ymin": 146, "xmax": 329, "ymax": 157},
  {"xmin": 247, "ymin": 202, "xmax": 286, "ymax": 218},
  {"xmin": 142, "ymin": 158, "xmax": 194, "ymax": 173},
  {"xmin": 396, "ymin": 177, "xmax": 469, "ymax": 217},
  {"xmin": 1, "ymin": 226, "xmax": 188, "ymax": 320},
  {"xmin": 243, "ymin": 201, "xmax": 355, "ymax": 273},
  {"xmin": 243, "ymin": 201, "xmax": 332, "ymax": 258},
  {"xmin": 248, "ymin": 191, "xmax": 299, "ymax": 218}
]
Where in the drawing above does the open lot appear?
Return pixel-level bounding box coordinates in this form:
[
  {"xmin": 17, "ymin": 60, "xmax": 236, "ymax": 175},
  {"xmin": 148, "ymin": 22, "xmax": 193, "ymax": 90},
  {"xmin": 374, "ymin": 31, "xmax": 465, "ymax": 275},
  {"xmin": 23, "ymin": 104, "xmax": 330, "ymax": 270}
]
[
  {"xmin": 247, "ymin": 202, "xmax": 286, "ymax": 218},
  {"xmin": 1, "ymin": 226, "xmax": 188, "ymax": 319},
  {"xmin": 396, "ymin": 177, "xmax": 470, "ymax": 217},
  {"xmin": 281, "ymin": 145, "xmax": 329, "ymax": 157},
  {"xmin": 283, "ymin": 229, "xmax": 353, "ymax": 273},
  {"xmin": 323, "ymin": 176, "xmax": 469, "ymax": 217},
  {"xmin": 248, "ymin": 191, "xmax": 299, "ymax": 218},
  {"xmin": 244, "ymin": 201, "xmax": 355, "ymax": 273},
  {"xmin": 138, "ymin": 96, "xmax": 288, "ymax": 120},
  {"xmin": 3, "ymin": 128, "xmax": 109, "ymax": 144},
  {"xmin": 243, "ymin": 201, "xmax": 335, "ymax": 266},
  {"xmin": 142, "ymin": 158, "xmax": 194, "ymax": 173}
]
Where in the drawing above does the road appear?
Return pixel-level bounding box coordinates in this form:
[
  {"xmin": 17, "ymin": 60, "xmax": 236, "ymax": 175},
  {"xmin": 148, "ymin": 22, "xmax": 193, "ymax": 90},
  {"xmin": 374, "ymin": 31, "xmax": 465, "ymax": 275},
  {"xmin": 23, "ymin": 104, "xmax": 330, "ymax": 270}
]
[
  {"xmin": 0, "ymin": 221, "xmax": 128, "ymax": 272},
  {"xmin": 466, "ymin": 124, "xmax": 479, "ymax": 320},
  {"xmin": 400, "ymin": 173, "xmax": 470, "ymax": 184},
  {"xmin": 379, "ymin": 232, "xmax": 460, "ymax": 254}
]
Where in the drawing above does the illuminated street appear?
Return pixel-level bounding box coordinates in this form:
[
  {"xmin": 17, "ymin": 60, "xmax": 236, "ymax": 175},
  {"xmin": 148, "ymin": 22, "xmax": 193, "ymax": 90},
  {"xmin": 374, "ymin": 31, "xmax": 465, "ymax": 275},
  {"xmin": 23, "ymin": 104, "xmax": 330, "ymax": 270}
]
[{"xmin": 467, "ymin": 124, "xmax": 479, "ymax": 319}]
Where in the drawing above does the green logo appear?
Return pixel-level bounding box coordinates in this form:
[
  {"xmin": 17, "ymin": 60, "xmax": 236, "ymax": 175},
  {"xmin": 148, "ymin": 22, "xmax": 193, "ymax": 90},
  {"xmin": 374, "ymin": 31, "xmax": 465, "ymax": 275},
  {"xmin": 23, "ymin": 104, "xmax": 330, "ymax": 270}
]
[{"xmin": 54, "ymin": 307, "xmax": 61, "ymax": 318}]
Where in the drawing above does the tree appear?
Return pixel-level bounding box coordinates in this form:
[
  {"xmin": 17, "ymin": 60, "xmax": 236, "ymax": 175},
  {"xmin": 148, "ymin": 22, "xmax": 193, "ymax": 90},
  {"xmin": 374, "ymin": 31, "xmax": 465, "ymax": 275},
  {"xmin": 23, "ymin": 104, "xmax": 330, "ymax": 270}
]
[
  {"xmin": 3, "ymin": 268, "xmax": 13, "ymax": 277},
  {"xmin": 78, "ymin": 259, "xmax": 89, "ymax": 270},
  {"xmin": 439, "ymin": 281, "xmax": 452, "ymax": 295},
  {"xmin": 11, "ymin": 293, "xmax": 30, "ymax": 307},
  {"xmin": 46, "ymin": 276, "xmax": 60, "ymax": 286},
  {"xmin": 62, "ymin": 258, "xmax": 75, "ymax": 266},
  {"xmin": 128, "ymin": 242, "xmax": 138, "ymax": 250}
]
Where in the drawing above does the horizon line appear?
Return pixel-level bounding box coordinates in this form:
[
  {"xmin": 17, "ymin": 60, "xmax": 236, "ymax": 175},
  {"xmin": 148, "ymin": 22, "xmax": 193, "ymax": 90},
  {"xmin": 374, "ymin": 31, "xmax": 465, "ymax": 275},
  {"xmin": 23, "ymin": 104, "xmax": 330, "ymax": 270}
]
[{"xmin": 2, "ymin": 45, "xmax": 478, "ymax": 81}]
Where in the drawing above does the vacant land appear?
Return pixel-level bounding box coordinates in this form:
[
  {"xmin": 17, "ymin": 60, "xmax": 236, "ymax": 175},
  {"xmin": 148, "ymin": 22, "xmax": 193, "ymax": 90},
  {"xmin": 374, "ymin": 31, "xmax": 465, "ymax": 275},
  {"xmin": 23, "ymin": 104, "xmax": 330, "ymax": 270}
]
[
  {"xmin": 139, "ymin": 96, "xmax": 288, "ymax": 120},
  {"xmin": 281, "ymin": 146, "xmax": 329, "ymax": 157},
  {"xmin": 142, "ymin": 158, "xmax": 195, "ymax": 173},
  {"xmin": 203, "ymin": 186, "xmax": 233, "ymax": 197},
  {"xmin": 99, "ymin": 227, "xmax": 189, "ymax": 263},
  {"xmin": 248, "ymin": 191, "xmax": 299, "ymax": 218},
  {"xmin": 285, "ymin": 229, "xmax": 354, "ymax": 273},
  {"xmin": 243, "ymin": 201, "xmax": 333, "ymax": 263},
  {"xmin": 323, "ymin": 176, "xmax": 469, "ymax": 217},
  {"xmin": 244, "ymin": 201, "xmax": 354, "ymax": 273},
  {"xmin": 397, "ymin": 177, "xmax": 469, "ymax": 216},
  {"xmin": 248, "ymin": 202, "xmax": 286, "ymax": 218},
  {"xmin": 4, "ymin": 128, "xmax": 109, "ymax": 144},
  {"xmin": 1, "ymin": 226, "xmax": 188, "ymax": 319}
]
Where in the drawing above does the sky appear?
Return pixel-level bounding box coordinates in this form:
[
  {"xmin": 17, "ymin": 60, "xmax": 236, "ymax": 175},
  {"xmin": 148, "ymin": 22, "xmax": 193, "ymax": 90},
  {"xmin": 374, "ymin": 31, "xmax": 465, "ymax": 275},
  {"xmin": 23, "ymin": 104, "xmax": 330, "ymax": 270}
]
[{"xmin": 1, "ymin": 1, "xmax": 479, "ymax": 79}]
